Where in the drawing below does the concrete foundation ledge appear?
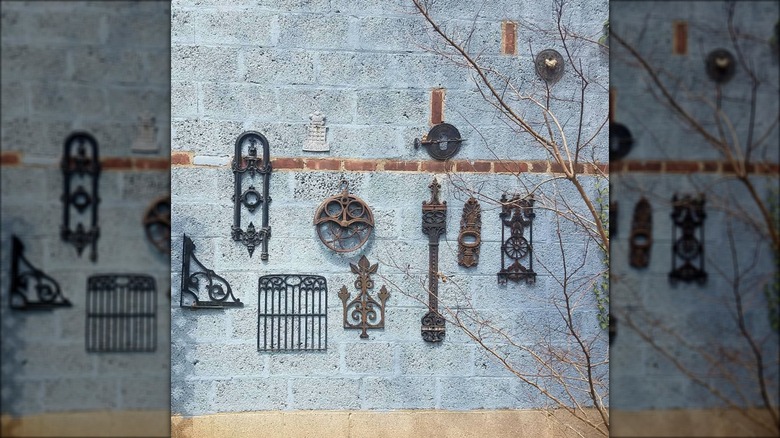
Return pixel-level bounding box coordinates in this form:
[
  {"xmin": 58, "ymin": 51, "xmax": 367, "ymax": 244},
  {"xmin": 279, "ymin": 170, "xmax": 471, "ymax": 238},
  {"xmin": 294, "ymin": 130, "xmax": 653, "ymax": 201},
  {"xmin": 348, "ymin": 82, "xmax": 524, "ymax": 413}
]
[
  {"xmin": 171, "ymin": 409, "xmax": 608, "ymax": 438},
  {"xmin": 0, "ymin": 410, "xmax": 169, "ymax": 437},
  {"xmin": 611, "ymin": 408, "xmax": 780, "ymax": 437}
]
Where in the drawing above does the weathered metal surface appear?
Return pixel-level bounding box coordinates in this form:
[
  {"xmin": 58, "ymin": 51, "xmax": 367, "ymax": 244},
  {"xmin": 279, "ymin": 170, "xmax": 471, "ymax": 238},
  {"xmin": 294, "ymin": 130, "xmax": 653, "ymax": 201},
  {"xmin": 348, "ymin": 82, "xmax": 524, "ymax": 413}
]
[
  {"xmin": 314, "ymin": 180, "xmax": 374, "ymax": 253},
  {"xmin": 231, "ymin": 131, "xmax": 272, "ymax": 259},
  {"xmin": 706, "ymin": 49, "xmax": 736, "ymax": 83},
  {"xmin": 143, "ymin": 195, "xmax": 171, "ymax": 254},
  {"xmin": 421, "ymin": 177, "xmax": 447, "ymax": 342},
  {"xmin": 9, "ymin": 235, "xmax": 71, "ymax": 310},
  {"xmin": 258, "ymin": 274, "xmax": 328, "ymax": 351},
  {"xmin": 457, "ymin": 197, "xmax": 482, "ymax": 268},
  {"xmin": 535, "ymin": 49, "xmax": 564, "ymax": 82},
  {"xmin": 61, "ymin": 131, "xmax": 101, "ymax": 262},
  {"xmin": 338, "ymin": 256, "xmax": 389, "ymax": 339},
  {"xmin": 669, "ymin": 193, "xmax": 707, "ymax": 284},
  {"xmin": 629, "ymin": 197, "xmax": 653, "ymax": 268},
  {"xmin": 414, "ymin": 123, "xmax": 463, "ymax": 160},
  {"xmin": 180, "ymin": 234, "xmax": 242, "ymax": 308},
  {"xmin": 497, "ymin": 194, "xmax": 536, "ymax": 285}
]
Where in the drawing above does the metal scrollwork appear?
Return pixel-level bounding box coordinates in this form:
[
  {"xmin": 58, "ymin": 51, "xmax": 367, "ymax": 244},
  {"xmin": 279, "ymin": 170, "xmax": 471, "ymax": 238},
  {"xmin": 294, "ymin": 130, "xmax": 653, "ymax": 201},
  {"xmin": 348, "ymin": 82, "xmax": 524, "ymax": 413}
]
[
  {"xmin": 143, "ymin": 196, "xmax": 171, "ymax": 254},
  {"xmin": 629, "ymin": 197, "xmax": 652, "ymax": 268},
  {"xmin": 61, "ymin": 131, "xmax": 100, "ymax": 261},
  {"xmin": 498, "ymin": 194, "xmax": 536, "ymax": 285},
  {"xmin": 457, "ymin": 197, "xmax": 482, "ymax": 267},
  {"xmin": 314, "ymin": 180, "xmax": 374, "ymax": 253},
  {"xmin": 669, "ymin": 193, "xmax": 707, "ymax": 285},
  {"xmin": 9, "ymin": 235, "xmax": 71, "ymax": 310},
  {"xmin": 232, "ymin": 131, "xmax": 272, "ymax": 259},
  {"xmin": 180, "ymin": 234, "xmax": 242, "ymax": 308},
  {"xmin": 258, "ymin": 275, "xmax": 328, "ymax": 351},
  {"xmin": 338, "ymin": 256, "xmax": 390, "ymax": 339},
  {"xmin": 421, "ymin": 177, "xmax": 447, "ymax": 342}
]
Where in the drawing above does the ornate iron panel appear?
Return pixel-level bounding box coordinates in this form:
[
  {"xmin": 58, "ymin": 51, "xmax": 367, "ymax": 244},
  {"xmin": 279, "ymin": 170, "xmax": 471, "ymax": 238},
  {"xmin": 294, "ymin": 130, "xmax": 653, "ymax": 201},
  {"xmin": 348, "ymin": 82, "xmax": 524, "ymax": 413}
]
[
  {"xmin": 629, "ymin": 197, "xmax": 652, "ymax": 268},
  {"xmin": 313, "ymin": 180, "xmax": 374, "ymax": 253},
  {"xmin": 231, "ymin": 131, "xmax": 272, "ymax": 259},
  {"xmin": 61, "ymin": 132, "xmax": 100, "ymax": 261},
  {"xmin": 421, "ymin": 177, "xmax": 447, "ymax": 343},
  {"xmin": 86, "ymin": 274, "xmax": 157, "ymax": 353},
  {"xmin": 9, "ymin": 235, "xmax": 71, "ymax": 310},
  {"xmin": 143, "ymin": 196, "xmax": 170, "ymax": 254},
  {"xmin": 338, "ymin": 256, "xmax": 389, "ymax": 339},
  {"xmin": 669, "ymin": 194, "xmax": 707, "ymax": 284},
  {"xmin": 258, "ymin": 275, "xmax": 327, "ymax": 351},
  {"xmin": 414, "ymin": 123, "xmax": 463, "ymax": 160},
  {"xmin": 457, "ymin": 197, "xmax": 482, "ymax": 267},
  {"xmin": 180, "ymin": 234, "xmax": 242, "ymax": 308},
  {"xmin": 497, "ymin": 194, "xmax": 536, "ymax": 285}
]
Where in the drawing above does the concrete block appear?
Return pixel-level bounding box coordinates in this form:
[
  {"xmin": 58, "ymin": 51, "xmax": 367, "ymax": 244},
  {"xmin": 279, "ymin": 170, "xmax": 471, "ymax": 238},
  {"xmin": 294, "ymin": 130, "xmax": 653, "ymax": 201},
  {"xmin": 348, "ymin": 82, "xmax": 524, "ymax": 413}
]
[
  {"xmin": 357, "ymin": 16, "xmax": 427, "ymax": 52},
  {"xmin": 0, "ymin": 380, "xmax": 43, "ymax": 416},
  {"xmin": 188, "ymin": 343, "xmax": 267, "ymax": 378},
  {"xmin": 171, "ymin": 45, "xmax": 239, "ymax": 82},
  {"xmin": 171, "ymin": 307, "xmax": 230, "ymax": 344},
  {"xmin": 13, "ymin": 344, "xmax": 95, "ymax": 379},
  {"xmin": 0, "ymin": 81, "xmax": 28, "ymax": 120},
  {"xmin": 30, "ymin": 83, "xmax": 106, "ymax": 120},
  {"xmin": 171, "ymin": 7, "xmax": 195, "ymax": 44},
  {"xmin": 326, "ymin": 124, "xmax": 404, "ymax": 159},
  {"xmin": 106, "ymin": 87, "xmax": 169, "ymax": 121},
  {"xmin": 399, "ymin": 342, "xmax": 475, "ymax": 376},
  {"xmin": 360, "ymin": 376, "xmax": 436, "ymax": 409},
  {"xmin": 291, "ymin": 377, "xmax": 361, "ymax": 409},
  {"xmin": 69, "ymin": 47, "xmax": 147, "ymax": 85},
  {"xmin": 171, "ymin": 378, "xmax": 213, "ymax": 416},
  {"xmin": 439, "ymin": 377, "xmax": 519, "ymax": 409},
  {"xmin": 171, "ymin": 167, "xmax": 220, "ymax": 201},
  {"xmin": 96, "ymin": 351, "xmax": 170, "ymax": 378},
  {"xmin": 201, "ymin": 82, "xmax": 278, "ymax": 120},
  {"xmin": 105, "ymin": 5, "xmax": 171, "ymax": 49},
  {"xmin": 268, "ymin": 349, "xmax": 340, "ymax": 377},
  {"xmin": 42, "ymin": 377, "xmax": 118, "ymax": 411},
  {"xmin": 120, "ymin": 376, "xmax": 170, "ymax": 409},
  {"xmin": 244, "ymin": 48, "xmax": 316, "ymax": 86},
  {"xmin": 0, "ymin": 117, "xmax": 73, "ymax": 156},
  {"xmin": 24, "ymin": 9, "xmax": 103, "ymax": 45},
  {"xmin": 343, "ymin": 342, "xmax": 394, "ymax": 375},
  {"xmin": 330, "ymin": 0, "xmax": 413, "ymax": 17},
  {"xmin": 277, "ymin": 88, "xmax": 355, "ymax": 125},
  {"xmin": 278, "ymin": 14, "xmax": 353, "ymax": 50},
  {"xmin": 193, "ymin": 10, "xmax": 276, "ymax": 46},
  {"xmin": 121, "ymin": 171, "xmax": 170, "ymax": 202},
  {"xmin": 171, "ymin": 81, "xmax": 198, "ymax": 118},
  {"xmin": 212, "ymin": 377, "xmax": 288, "ymax": 412},
  {"xmin": 171, "ymin": 118, "xmax": 244, "ymax": 154},
  {"xmin": 356, "ymin": 89, "xmax": 428, "ymax": 126}
]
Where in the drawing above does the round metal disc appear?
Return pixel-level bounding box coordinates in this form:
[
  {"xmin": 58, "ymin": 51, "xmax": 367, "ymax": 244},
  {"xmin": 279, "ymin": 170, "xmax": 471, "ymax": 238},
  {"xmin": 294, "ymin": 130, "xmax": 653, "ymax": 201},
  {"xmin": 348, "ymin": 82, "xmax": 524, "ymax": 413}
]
[
  {"xmin": 705, "ymin": 49, "xmax": 736, "ymax": 83},
  {"xmin": 610, "ymin": 122, "xmax": 633, "ymax": 160},
  {"xmin": 535, "ymin": 49, "xmax": 565, "ymax": 83},
  {"xmin": 425, "ymin": 123, "xmax": 462, "ymax": 160}
]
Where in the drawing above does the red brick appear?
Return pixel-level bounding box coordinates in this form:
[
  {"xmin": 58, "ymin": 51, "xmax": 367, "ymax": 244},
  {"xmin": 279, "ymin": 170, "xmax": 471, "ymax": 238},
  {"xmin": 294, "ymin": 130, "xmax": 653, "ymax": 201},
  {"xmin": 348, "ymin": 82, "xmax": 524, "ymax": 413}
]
[
  {"xmin": 0, "ymin": 152, "xmax": 21, "ymax": 165},
  {"xmin": 456, "ymin": 160, "xmax": 492, "ymax": 173},
  {"xmin": 673, "ymin": 21, "xmax": 688, "ymax": 55},
  {"xmin": 171, "ymin": 152, "xmax": 191, "ymax": 166},
  {"xmin": 431, "ymin": 89, "xmax": 445, "ymax": 125},
  {"xmin": 627, "ymin": 161, "xmax": 662, "ymax": 172},
  {"xmin": 665, "ymin": 161, "xmax": 700, "ymax": 173},
  {"xmin": 495, "ymin": 161, "xmax": 528, "ymax": 173},
  {"xmin": 102, "ymin": 157, "xmax": 132, "ymax": 169},
  {"xmin": 306, "ymin": 159, "xmax": 341, "ymax": 171},
  {"xmin": 273, "ymin": 157, "xmax": 304, "ymax": 169},
  {"xmin": 421, "ymin": 161, "xmax": 449, "ymax": 172},
  {"xmin": 528, "ymin": 161, "xmax": 547, "ymax": 173},
  {"xmin": 134, "ymin": 158, "xmax": 169, "ymax": 170},
  {"xmin": 384, "ymin": 160, "xmax": 419, "ymax": 172},
  {"xmin": 344, "ymin": 160, "xmax": 376, "ymax": 171},
  {"xmin": 550, "ymin": 162, "xmax": 568, "ymax": 173},
  {"xmin": 722, "ymin": 162, "xmax": 737, "ymax": 173},
  {"xmin": 502, "ymin": 21, "xmax": 517, "ymax": 55},
  {"xmin": 701, "ymin": 161, "xmax": 720, "ymax": 172}
]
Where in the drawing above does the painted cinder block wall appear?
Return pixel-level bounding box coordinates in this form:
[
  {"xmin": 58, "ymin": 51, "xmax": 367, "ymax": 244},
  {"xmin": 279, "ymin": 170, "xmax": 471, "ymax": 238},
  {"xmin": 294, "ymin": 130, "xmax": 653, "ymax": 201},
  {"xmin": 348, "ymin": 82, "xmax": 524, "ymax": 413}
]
[
  {"xmin": 0, "ymin": 0, "xmax": 171, "ymax": 424},
  {"xmin": 610, "ymin": 0, "xmax": 779, "ymax": 415},
  {"xmin": 171, "ymin": 0, "xmax": 608, "ymax": 416}
]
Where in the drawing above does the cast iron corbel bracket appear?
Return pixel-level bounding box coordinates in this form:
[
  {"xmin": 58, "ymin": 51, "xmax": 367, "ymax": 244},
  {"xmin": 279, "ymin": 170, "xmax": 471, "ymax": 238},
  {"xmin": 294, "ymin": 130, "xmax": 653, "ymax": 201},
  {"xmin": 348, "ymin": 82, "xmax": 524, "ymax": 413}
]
[
  {"xmin": 61, "ymin": 131, "xmax": 100, "ymax": 261},
  {"xmin": 231, "ymin": 131, "xmax": 272, "ymax": 259},
  {"xmin": 421, "ymin": 177, "xmax": 447, "ymax": 342},
  {"xmin": 180, "ymin": 234, "xmax": 242, "ymax": 308},
  {"xmin": 9, "ymin": 235, "xmax": 71, "ymax": 310}
]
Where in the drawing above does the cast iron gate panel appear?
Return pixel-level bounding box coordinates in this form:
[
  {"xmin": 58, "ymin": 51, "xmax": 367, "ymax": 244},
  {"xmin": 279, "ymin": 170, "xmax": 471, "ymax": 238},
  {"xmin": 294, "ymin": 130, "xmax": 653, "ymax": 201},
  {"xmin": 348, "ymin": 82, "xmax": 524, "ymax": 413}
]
[
  {"xmin": 258, "ymin": 275, "xmax": 327, "ymax": 351},
  {"xmin": 86, "ymin": 274, "xmax": 157, "ymax": 352}
]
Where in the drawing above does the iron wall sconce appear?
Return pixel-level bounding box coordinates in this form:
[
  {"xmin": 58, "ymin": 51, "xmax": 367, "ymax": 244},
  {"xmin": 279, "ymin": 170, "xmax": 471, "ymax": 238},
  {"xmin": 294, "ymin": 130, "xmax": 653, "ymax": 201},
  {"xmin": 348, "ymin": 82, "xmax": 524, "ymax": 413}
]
[
  {"xmin": 9, "ymin": 235, "xmax": 71, "ymax": 310},
  {"xmin": 669, "ymin": 193, "xmax": 707, "ymax": 284},
  {"xmin": 705, "ymin": 49, "xmax": 736, "ymax": 84},
  {"xmin": 629, "ymin": 197, "xmax": 652, "ymax": 268},
  {"xmin": 180, "ymin": 234, "xmax": 242, "ymax": 308},
  {"xmin": 143, "ymin": 195, "xmax": 171, "ymax": 254},
  {"xmin": 61, "ymin": 131, "xmax": 100, "ymax": 261},
  {"xmin": 338, "ymin": 256, "xmax": 390, "ymax": 339},
  {"xmin": 498, "ymin": 194, "xmax": 536, "ymax": 285},
  {"xmin": 86, "ymin": 274, "xmax": 157, "ymax": 352},
  {"xmin": 421, "ymin": 177, "xmax": 447, "ymax": 343},
  {"xmin": 258, "ymin": 274, "xmax": 328, "ymax": 351},
  {"xmin": 414, "ymin": 123, "xmax": 463, "ymax": 161},
  {"xmin": 231, "ymin": 131, "xmax": 272, "ymax": 259},
  {"xmin": 457, "ymin": 197, "xmax": 482, "ymax": 267},
  {"xmin": 535, "ymin": 49, "xmax": 565, "ymax": 83},
  {"xmin": 313, "ymin": 180, "xmax": 374, "ymax": 253}
]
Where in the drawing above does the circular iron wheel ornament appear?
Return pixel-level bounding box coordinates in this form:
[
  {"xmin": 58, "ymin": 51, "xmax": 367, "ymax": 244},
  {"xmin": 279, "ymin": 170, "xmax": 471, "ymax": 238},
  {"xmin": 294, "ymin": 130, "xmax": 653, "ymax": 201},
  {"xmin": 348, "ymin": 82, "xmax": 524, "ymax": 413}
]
[
  {"xmin": 535, "ymin": 49, "xmax": 565, "ymax": 83},
  {"xmin": 143, "ymin": 195, "xmax": 171, "ymax": 254},
  {"xmin": 705, "ymin": 49, "xmax": 736, "ymax": 83},
  {"xmin": 610, "ymin": 122, "xmax": 634, "ymax": 160},
  {"xmin": 414, "ymin": 123, "xmax": 463, "ymax": 160},
  {"xmin": 313, "ymin": 181, "xmax": 374, "ymax": 253}
]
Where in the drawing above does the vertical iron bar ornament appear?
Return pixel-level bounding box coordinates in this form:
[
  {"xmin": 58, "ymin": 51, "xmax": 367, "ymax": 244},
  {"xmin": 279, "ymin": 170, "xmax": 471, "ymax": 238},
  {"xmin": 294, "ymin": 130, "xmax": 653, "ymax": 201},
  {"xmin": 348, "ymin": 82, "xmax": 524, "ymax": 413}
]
[
  {"xmin": 338, "ymin": 256, "xmax": 390, "ymax": 339},
  {"xmin": 9, "ymin": 235, "xmax": 71, "ymax": 310},
  {"xmin": 457, "ymin": 197, "xmax": 481, "ymax": 267},
  {"xmin": 180, "ymin": 234, "xmax": 242, "ymax": 308},
  {"xmin": 86, "ymin": 274, "xmax": 157, "ymax": 352},
  {"xmin": 421, "ymin": 177, "xmax": 447, "ymax": 343},
  {"xmin": 232, "ymin": 131, "xmax": 272, "ymax": 259},
  {"xmin": 497, "ymin": 194, "xmax": 536, "ymax": 285},
  {"xmin": 61, "ymin": 132, "xmax": 100, "ymax": 261},
  {"xmin": 629, "ymin": 197, "xmax": 652, "ymax": 268},
  {"xmin": 258, "ymin": 275, "xmax": 327, "ymax": 351},
  {"xmin": 669, "ymin": 194, "xmax": 707, "ymax": 284}
]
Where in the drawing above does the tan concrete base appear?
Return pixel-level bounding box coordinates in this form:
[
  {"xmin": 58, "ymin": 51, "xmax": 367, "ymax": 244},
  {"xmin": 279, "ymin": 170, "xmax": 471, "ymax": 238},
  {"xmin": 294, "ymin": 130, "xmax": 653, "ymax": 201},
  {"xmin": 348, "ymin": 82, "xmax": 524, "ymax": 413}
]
[
  {"xmin": 171, "ymin": 409, "xmax": 608, "ymax": 438},
  {"xmin": 1, "ymin": 410, "xmax": 169, "ymax": 437},
  {"xmin": 611, "ymin": 408, "xmax": 780, "ymax": 437}
]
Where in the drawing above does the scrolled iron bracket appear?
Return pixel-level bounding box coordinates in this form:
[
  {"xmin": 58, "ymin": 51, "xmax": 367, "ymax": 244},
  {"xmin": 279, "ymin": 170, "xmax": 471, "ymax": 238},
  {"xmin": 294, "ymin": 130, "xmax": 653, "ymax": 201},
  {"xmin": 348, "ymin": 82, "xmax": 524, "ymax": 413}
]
[
  {"xmin": 497, "ymin": 193, "xmax": 536, "ymax": 285},
  {"xmin": 143, "ymin": 195, "xmax": 171, "ymax": 254},
  {"xmin": 421, "ymin": 177, "xmax": 447, "ymax": 342},
  {"xmin": 457, "ymin": 197, "xmax": 482, "ymax": 267},
  {"xmin": 629, "ymin": 197, "xmax": 652, "ymax": 268},
  {"xmin": 231, "ymin": 131, "xmax": 272, "ymax": 259},
  {"xmin": 9, "ymin": 235, "xmax": 71, "ymax": 310},
  {"xmin": 669, "ymin": 193, "xmax": 707, "ymax": 285},
  {"xmin": 414, "ymin": 123, "xmax": 463, "ymax": 161},
  {"xmin": 180, "ymin": 234, "xmax": 242, "ymax": 308},
  {"xmin": 61, "ymin": 131, "xmax": 100, "ymax": 261},
  {"xmin": 338, "ymin": 255, "xmax": 389, "ymax": 339}
]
